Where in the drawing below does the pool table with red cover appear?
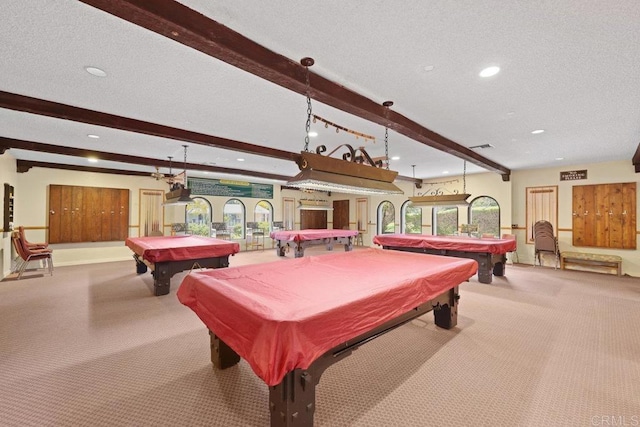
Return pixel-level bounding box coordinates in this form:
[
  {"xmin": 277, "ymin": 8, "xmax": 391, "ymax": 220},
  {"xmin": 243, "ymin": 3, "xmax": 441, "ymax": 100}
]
[
  {"xmin": 269, "ymin": 228, "xmax": 359, "ymax": 257},
  {"xmin": 177, "ymin": 248, "xmax": 477, "ymax": 426},
  {"xmin": 373, "ymin": 233, "xmax": 517, "ymax": 284},
  {"xmin": 125, "ymin": 235, "xmax": 239, "ymax": 296}
]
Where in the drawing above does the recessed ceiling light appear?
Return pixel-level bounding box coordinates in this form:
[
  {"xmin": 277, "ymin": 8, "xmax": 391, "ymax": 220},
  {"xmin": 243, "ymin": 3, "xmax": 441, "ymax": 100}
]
[
  {"xmin": 423, "ymin": 65, "xmax": 435, "ymax": 72},
  {"xmin": 87, "ymin": 134, "xmax": 100, "ymax": 139},
  {"xmin": 531, "ymin": 129, "xmax": 545, "ymax": 134},
  {"xmin": 308, "ymin": 131, "xmax": 318, "ymax": 137},
  {"xmin": 203, "ymin": 171, "xmax": 209, "ymax": 175},
  {"xmin": 555, "ymin": 157, "xmax": 564, "ymax": 161},
  {"xmin": 506, "ymin": 112, "xmax": 515, "ymax": 116},
  {"xmin": 237, "ymin": 158, "xmax": 245, "ymax": 162},
  {"xmin": 87, "ymin": 157, "xmax": 98, "ymax": 163},
  {"xmin": 84, "ymin": 66, "xmax": 107, "ymax": 77},
  {"xmin": 442, "ymin": 171, "xmax": 449, "ymax": 174},
  {"xmin": 391, "ymin": 156, "xmax": 400, "ymax": 160},
  {"xmin": 479, "ymin": 66, "xmax": 500, "ymax": 78}
]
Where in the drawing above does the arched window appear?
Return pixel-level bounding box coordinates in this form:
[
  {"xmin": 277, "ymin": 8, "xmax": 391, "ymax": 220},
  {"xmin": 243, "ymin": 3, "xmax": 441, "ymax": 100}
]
[
  {"xmin": 224, "ymin": 199, "xmax": 245, "ymax": 239},
  {"xmin": 401, "ymin": 201, "xmax": 422, "ymax": 234},
  {"xmin": 377, "ymin": 201, "xmax": 395, "ymax": 234},
  {"xmin": 254, "ymin": 200, "xmax": 273, "ymax": 232},
  {"xmin": 185, "ymin": 197, "xmax": 212, "ymax": 236},
  {"xmin": 432, "ymin": 206, "xmax": 458, "ymax": 236},
  {"xmin": 469, "ymin": 196, "xmax": 500, "ymax": 237}
]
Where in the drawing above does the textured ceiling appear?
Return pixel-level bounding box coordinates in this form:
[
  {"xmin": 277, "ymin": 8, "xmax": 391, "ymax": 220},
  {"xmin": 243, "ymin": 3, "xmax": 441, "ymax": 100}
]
[{"xmin": 1, "ymin": 0, "xmax": 639, "ymax": 184}]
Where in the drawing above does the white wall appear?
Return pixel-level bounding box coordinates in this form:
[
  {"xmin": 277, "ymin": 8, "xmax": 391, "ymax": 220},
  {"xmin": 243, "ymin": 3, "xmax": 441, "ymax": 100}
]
[
  {"xmin": 511, "ymin": 159, "xmax": 639, "ymax": 276},
  {"xmin": 2, "ymin": 151, "xmax": 638, "ymax": 278},
  {"xmin": 1, "ymin": 152, "xmax": 19, "ymax": 277}
]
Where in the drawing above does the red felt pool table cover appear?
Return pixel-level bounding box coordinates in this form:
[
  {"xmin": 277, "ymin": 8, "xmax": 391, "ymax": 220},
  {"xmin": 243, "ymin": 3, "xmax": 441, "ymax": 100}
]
[
  {"xmin": 177, "ymin": 248, "xmax": 477, "ymax": 386},
  {"xmin": 269, "ymin": 228, "xmax": 359, "ymax": 242},
  {"xmin": 125, "ymin": 235, "xmax": 240, "ymax": 263},
  {"xmin": 373, "ymin": 234, "xmax": 517, "ymax": 254}
]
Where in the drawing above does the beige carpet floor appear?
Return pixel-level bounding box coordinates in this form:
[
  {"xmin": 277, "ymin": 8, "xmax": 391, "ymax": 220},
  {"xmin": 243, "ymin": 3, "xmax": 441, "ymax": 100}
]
[{"xmin": 1, "ymin": 246, "xmax": 639, "ymax": 426}]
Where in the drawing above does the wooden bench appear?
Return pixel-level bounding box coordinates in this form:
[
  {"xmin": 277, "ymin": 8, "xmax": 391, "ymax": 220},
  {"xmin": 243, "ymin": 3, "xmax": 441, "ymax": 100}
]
[{"xmin": 560, "ymin": 251, "xmax": 622, "ymax": 276}]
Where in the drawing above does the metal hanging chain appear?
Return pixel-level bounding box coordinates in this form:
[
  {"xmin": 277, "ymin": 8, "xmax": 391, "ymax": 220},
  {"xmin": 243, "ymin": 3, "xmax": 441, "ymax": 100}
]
[
  {"xmin": 384, "ymin": 126, "xmax": 389, "ymax": 170},
  {"xmin": 382, "ymin": 100, "xmax": 393, "ymax": 170},
  {"xmin": 183, "ymin": 145, "xmax": 188, "ymax": 187},
  {"xmin": 304, "ymin": 66, "xmax": 312, "ymax": 152},
  {"xmin": 463, "ymin": 160, "xmax": 467, "ymax": 193}
]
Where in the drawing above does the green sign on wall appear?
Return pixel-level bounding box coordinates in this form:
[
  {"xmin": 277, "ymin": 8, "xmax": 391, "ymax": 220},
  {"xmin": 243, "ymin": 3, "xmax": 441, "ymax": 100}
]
[{"xmin": 187, "ymin": 177, "xmax": 273, "ymax": 199}]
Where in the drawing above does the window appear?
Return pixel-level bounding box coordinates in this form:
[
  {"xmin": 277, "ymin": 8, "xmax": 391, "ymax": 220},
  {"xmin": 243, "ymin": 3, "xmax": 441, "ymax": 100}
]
[
  {"xmin": 401, "ymin": 201, "xmax": 422, "ymax": 234},
  {"xmin": 254, "ymin": 200, "xmax": 273, "ymax": 232},
  {"xmin": 432, "ymin": 206, "xmax": 458, "ymax": 236},
  {"xmin": 185, "ymin": 197, "xmax": 212, "ymax": 236},
  {"xmin": 282, "ymin": 198, "xmax": 295, "ymax": 230},
  {"xmin": 526, "ymin": 186, "xmax": 558, "ymax": 243},
  {"xmin": 356, "ymin": 198, "xmax": 368, "ymax": 232},
  {"xmin": 377, "ymin": 201, "xmax": 395, "ymax": 234},
  {"xmin": 468, "ymin": 196, "xmax": 500, "ymax": 237},
  {"xmin": 224, "ymin": 199, "xmax": 245, "ymax": 239}
]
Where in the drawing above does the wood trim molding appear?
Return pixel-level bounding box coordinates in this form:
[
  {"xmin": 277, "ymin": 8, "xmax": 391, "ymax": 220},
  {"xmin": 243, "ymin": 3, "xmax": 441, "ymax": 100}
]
[{"xmin": 3, "ymin": 137, "xmax": 292, "ymax": 181}]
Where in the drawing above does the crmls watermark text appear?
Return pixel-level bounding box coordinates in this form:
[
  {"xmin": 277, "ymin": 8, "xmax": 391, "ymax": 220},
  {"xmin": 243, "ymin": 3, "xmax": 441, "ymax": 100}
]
[{"xmin": 592, "ymin": 415, "xmax": 639, "ymax": 426}]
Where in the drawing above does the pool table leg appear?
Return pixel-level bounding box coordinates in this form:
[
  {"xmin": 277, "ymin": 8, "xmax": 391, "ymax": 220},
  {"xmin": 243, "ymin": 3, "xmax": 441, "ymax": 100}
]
[
  {"xmin": 276, "ymin": 241, "xmax": 287, "ymax": 257},
  {"xmin": 476, "ymin": 253, "xmax": 493, "ymax": 284},
  {"xmin": 133, "ymin": 254, "xmax": 147, "ymax": 274},
  {"xmin": 209, "ymin": 331, "xmax": 240, "ymax": 369},
  {"xmin": 433, "ymin": 287, "xmax": 459, "ymax": 329},
  {"xmin": 492, "ymin": 254, "xmax": 507, "ymax": 276},
  {"xmin": 294, "ymin": 243, "xmax": 305, "ymax": 258},
  {"xmin": 269, "ymin": 369, "xmax": 316, "ymax": 427},
  {"xmin": 152, "ymin": 262, "xmax": 171, "ymax": 296},
  {"xmin": 343, "ymin": 236, "xmax": 354, "ymax": 252}
]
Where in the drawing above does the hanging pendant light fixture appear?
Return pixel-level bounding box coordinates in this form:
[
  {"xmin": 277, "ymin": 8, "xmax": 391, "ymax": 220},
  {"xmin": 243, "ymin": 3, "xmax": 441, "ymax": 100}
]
[
  {"xmin": 286, "ymin": 58, "xmax": 403, "ymax": 195},
  {"xmin": 163, "ymin": 145, "xmax": 195, "ymax": 205},
  {"xmin": 409, "ymin": 161, "xmax": 471, "ymax": 207}
]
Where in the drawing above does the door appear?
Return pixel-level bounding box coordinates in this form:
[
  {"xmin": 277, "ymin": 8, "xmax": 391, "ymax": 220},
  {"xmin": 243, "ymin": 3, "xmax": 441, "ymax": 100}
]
[{"xmin": 332, "ymin": 200, "xmax": 349, "ymax": 229}]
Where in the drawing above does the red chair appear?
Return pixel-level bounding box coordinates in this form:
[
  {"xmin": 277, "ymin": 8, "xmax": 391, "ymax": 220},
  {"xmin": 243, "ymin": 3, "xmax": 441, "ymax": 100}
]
[
  {"xmin": 18, "ymin": 226, "xmax": 48, "ymax": 250},
  {"xmin": 11, "ymin": 232, "xmax": 53, "ymax": 279}
]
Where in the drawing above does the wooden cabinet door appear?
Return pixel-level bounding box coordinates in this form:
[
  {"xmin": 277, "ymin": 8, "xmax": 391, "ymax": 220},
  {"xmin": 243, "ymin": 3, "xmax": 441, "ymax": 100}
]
[
  {"xmin": 608, "ymin": 184, "xmax": 623, "ymax": 249},
  {"xmin": 572, "ymin": 186, "xmax": 586, "ymax": 246},
  {"xmin": 71, "ymin": 185, "xmax": 84, "ymax": 242},
  {"xmin": 300, "ymin": 209, "xmax": 327, "ymax": 229},
  {"xmin": 572, "ymin": 182, "xmax": 636, "ymax": 249},
  {"xmin": 118, "ymin": 189, "xmax": 130, "ymax": 240},
  {"xmin": 83, "ymin": 186, "xmax": 102, "ymax": 242},
  {"xmin": 59, "ymin": 185, "xmax": 74, "ymax": 243},
  {"xmin": 100, "ymin": 188, "xmax": 113, "ymax": 241},
  {"xmin": 49, "ymin": 185, "xmax": 130, "ymax": 243},
  {"xmin": 621, "ymin": 183, "xmax": 636, "ymax": 249},
  {"xmin": 48, "ymin": 185, "xmax": 62, "ymax": 243}
]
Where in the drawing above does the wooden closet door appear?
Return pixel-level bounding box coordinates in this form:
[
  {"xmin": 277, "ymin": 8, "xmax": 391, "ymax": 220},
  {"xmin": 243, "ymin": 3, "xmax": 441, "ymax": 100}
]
[
  {"xmin": 608, "ymin": 184, "xmax": 623, "ymax": 249},
  {"xmin": 572, "ymin": 185, "xmax": 586, "ymax": 247},
  {"xmin": 48, "ymin": 185, "xmax": 62, "ymax": 243},
  {"xmin": 59, "ymin": 185, "xmax": 74, "ymax": 243},
  {"xmin": 118, "ymin": 189, "xmax": 130, "ymax": 240},
  {"xmin": 83, "ymin": 187, "xmax": 102, "ymax": 242},
  {"xmin": 100, "ymin": 188, "xmax": 113, "ymax": 241},
  {"xmin": 621, "ymin": 183, "xmax": 636, "ymax": 249},
  {"xmin": 71, "ymin": 185, "xmax": 84, "ymax": 242},
  {"xmin": 594, "ymin": 185, "xmax": 608, "ymax": 248}
]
